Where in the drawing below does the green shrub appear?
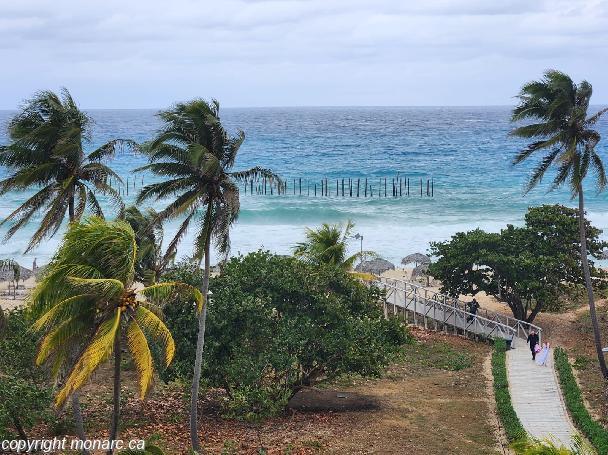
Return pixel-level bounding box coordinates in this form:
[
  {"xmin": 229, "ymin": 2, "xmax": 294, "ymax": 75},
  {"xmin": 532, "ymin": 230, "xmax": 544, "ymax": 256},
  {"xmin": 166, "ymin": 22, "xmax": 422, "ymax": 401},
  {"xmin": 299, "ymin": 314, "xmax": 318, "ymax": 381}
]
[
  {"xmin": 161, "ymin": 251, "xmax": 408, "ymax": 419},
  {"xmin": 511, "ymin": 435, "xmax": 592, "ymax": 454},
  {"xmin": 0, "ymin": 309, "xmax": 52, "ymax": 439},
  {"xmin": 492, "ymin": 339, "xmax": 527, "ymax": 443},
  {"xmin": 554, "ymin": 347, "xmax": 608, "ymax": 454}
]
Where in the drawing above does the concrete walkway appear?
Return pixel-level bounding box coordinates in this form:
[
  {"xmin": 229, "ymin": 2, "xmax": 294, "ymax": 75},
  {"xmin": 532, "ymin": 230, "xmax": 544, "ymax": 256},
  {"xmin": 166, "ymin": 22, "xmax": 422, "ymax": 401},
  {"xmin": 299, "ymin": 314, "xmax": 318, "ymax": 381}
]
[{"xmin": 507, "ymin": 343, "xmax": 577, "ymax": 447}]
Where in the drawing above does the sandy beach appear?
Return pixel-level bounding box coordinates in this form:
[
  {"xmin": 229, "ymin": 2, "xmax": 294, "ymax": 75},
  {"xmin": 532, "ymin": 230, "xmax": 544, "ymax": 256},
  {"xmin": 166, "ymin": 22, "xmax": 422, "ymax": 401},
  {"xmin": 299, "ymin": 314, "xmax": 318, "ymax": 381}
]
[{"xmin": 0, "ymin": 276, "xmax": 35, "ymax": 311}]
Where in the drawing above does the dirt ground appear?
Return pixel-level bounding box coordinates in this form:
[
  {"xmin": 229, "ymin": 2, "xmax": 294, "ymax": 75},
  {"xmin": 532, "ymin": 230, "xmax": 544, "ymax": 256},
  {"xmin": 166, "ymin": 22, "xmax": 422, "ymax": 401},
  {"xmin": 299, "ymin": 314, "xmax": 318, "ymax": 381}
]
[{"xmin": 41, "ymin": 329, "xmax": 500, "ymax": 455}]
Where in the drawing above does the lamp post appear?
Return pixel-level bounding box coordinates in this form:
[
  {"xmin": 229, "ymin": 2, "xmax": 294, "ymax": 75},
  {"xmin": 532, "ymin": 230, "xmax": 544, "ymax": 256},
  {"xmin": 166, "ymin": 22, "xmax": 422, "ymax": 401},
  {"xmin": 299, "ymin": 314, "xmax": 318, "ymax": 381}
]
[{"xmin": 354, "ymin": 233, "xmax": 363, "ymax": 263}]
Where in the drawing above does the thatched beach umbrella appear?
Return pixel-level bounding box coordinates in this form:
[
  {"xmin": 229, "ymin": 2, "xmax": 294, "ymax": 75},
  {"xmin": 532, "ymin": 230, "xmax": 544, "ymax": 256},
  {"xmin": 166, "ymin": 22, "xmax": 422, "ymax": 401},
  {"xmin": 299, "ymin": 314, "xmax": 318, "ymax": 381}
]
[
  {"xmin": 411, "ymin": 263, "xmax": 431, "ymax": 286},
  {"xmin": 355, "ymin": 258, "xmax": 395, "ymax": 275},
  {"xmin": 0, "ymin": 261, "xmax": 33, "ymax": 282},
  {"xmin": 411, "ymin": 263, "xmax": 429, "ymax": 280},
  {"xmin": 401, "ymin": 253, "xmax": 431, "ymax": 267}
]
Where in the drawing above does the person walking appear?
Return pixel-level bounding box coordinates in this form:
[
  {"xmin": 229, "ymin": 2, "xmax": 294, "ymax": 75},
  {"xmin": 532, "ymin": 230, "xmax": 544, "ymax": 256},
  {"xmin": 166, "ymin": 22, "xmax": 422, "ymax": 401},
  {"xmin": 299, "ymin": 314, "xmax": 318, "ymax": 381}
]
[
  {"xmin": 536, "ymin": 342, "xmax": 551, "ymax": 366},
  {"xmin": 527, "ymin": 330, "xmax": 540, "ymax": 360},
  {"xmin": 467, "ymin": 298, "xmax": 480, "ymax": 322}
]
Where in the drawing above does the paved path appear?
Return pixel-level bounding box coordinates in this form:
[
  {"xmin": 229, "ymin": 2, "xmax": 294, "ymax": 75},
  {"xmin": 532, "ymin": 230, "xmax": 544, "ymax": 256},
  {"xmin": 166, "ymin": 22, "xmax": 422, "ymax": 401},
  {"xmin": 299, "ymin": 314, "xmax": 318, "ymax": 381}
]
[{"xmin": 507, "ymin": 344, "xmax": 577, "ymax": 447}]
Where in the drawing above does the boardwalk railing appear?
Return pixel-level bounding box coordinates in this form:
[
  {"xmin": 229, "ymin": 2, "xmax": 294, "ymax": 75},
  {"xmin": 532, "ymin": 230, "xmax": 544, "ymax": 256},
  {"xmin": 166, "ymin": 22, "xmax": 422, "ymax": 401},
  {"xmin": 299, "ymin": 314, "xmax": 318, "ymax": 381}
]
[{"xmin": 376, "ymin": 277, "xmax": 542, "ymax": 343}]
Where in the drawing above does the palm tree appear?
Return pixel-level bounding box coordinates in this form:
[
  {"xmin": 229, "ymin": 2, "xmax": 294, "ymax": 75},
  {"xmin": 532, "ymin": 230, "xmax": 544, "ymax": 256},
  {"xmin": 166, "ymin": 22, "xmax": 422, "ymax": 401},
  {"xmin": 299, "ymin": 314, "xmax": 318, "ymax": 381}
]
[
  {"xmin": 511, "ymin": 70, "xmax": 608, "ymax": 378},
  {"xmin": 294, "ymin": 220, "xmax": 374, "ymax": 269},
  {"xmin": 0, "ymin": 88, "xmax": 127, "ymax": 252},
  {"xmin": 135, "ymin": 99, "xmax": 280, "ymax": 453},
  {"xmin": 29, "ymin": 217, "xmax": 202, "ymax": 453},
  {"xmin": 122, "ymin": 206, "xmax": 173, "ymax": 284}
]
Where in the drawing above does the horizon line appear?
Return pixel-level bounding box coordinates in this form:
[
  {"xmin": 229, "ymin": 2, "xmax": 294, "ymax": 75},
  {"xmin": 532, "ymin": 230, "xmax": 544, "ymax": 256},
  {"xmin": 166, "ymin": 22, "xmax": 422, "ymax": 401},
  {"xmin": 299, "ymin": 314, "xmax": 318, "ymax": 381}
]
[{"xmin": 1, "ymin": 103, "xmax": 607, "ymax": 111}]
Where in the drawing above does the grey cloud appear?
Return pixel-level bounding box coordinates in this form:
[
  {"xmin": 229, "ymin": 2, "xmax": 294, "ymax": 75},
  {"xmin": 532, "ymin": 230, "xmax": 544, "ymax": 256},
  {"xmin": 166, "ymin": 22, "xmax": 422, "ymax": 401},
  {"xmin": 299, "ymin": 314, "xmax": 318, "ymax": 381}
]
[{"xmin": 0, "ymin": 0, "xmax": 607, "ymax": 107}]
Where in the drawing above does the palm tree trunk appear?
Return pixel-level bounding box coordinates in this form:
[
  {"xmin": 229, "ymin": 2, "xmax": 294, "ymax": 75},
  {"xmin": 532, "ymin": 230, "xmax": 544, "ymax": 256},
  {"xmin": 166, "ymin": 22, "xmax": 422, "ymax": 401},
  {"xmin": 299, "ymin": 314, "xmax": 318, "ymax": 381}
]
[
  {"xmin": 190, "ymin": 232, "xmax": 211, "ymax": 454},
  {"xmin": 578, "ymin": 189, "xmax": 608, "ymax": 379},
  {"xmin": 71, "ymin": 393, "xmax": 90, "ymax": 455},
  {"xmin": 68, "ymin": 194, "xmax": 75, "ymax": 222},
  {"xmin": 108, "ymin": 330, "xmax": 122, "ymax": 454}
]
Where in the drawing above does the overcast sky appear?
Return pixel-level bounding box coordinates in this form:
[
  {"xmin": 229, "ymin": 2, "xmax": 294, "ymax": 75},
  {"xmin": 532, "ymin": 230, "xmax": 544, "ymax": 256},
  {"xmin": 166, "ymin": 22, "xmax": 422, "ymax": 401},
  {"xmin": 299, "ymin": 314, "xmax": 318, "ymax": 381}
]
[{"xmin": 1, "ymin": 0, "xmax": 607, "ymax": 108}]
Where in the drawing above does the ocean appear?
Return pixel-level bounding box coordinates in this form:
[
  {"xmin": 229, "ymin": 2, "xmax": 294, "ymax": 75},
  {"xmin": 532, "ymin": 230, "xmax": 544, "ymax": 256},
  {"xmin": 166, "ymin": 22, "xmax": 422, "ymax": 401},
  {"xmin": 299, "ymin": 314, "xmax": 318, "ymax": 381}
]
[{"xmin": 1, "ymin": 106, "xmax": 607, "ymax": 267}]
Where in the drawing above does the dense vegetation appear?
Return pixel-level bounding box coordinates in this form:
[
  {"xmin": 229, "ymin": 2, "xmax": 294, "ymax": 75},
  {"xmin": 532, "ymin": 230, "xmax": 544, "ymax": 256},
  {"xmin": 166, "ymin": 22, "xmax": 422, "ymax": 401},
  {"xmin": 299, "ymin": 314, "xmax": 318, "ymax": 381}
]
[
  {"xmin": 0, "ymin": 309, "xmax": 52, "ymax": 441},
  {"xmin": 429, "ymin": 205, "xmax": 606, "ymax": 322},
  {"xmin": 491, "ymin": 339, "xmax": 526, "ymax": 443},
  {"xmin": 161, "ymin": 251, "xmax": 407, "ymax": 419},
  {"xmin": 554, "ymin": 348, "xmax": 608, "ymax": 454}
]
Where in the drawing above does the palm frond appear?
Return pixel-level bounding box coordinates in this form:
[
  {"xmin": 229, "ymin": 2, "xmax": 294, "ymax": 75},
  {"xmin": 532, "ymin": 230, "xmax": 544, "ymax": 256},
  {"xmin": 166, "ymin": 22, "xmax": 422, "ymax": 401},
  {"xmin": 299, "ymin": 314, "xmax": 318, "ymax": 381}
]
[
  {"xmin": 65, "ymin": 277, "xmax": 125, "ymax": 300},
  {"xmin": 126, "ymin": 321, "xmax": 154, "ymax": 398},
  {"xmin": 56, "ymin": 308, "xmax": 121, "ymax": 407},
  {"xmin": 139, "ymin": 282, "xmax": 204, "ymax": 312},
  {"xmin": 133, "ymin": 306, "xmax": 175, "ymax": 366},
  {"xmin": 88, "ymin": 139, "xmax": 139, "ymax": 161},
  {"xmin": 32, "ymin": 294, "xmax": 92, "ymax": 332}
]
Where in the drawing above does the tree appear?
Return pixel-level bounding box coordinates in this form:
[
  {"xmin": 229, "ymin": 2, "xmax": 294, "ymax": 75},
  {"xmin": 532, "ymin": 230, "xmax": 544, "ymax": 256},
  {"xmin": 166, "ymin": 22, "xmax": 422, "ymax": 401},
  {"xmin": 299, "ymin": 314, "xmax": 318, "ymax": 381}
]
[
  {"xmin": 135, "ymin": 99, "xmax": 280, "ymax": 453},
  {"xmin": 29, "ymin": 217, "xmax": 201, "ymax": 454},
  {"xmin": 511, "ymin": 70, "xmax": 608, "ymax": 378},
  {"xmin": 122, "ymin": 206, "xmax": 172, "ymax": 284},
  {"xmin": 429, "ymin": 205, "xmax": 606, "ymax": 323},
  {"xmin": 293, "ymin": 220, "xmax": 374, "ymax": 269},
  {"xmin": 160, "ymin": 251, "xmax": 407, "ymax": 419},
  {"xmin": 0, "ymin": 88, "xmax": 128, "ymax": 252}
]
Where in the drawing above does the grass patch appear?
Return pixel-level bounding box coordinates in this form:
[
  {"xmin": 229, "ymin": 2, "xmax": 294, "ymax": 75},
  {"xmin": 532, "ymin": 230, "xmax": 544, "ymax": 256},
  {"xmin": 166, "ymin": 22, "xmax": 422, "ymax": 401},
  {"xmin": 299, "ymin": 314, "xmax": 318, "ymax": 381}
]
[
  {"xmin": 573, "ymin": 355, "xmax": 591, "ymax": 371},
  {"xmin": 403, "ymin": 340, "xmax": 474, "ymax": 371},
  {"xmin": 554, "ymin": 347, "xmax": 608, "ymax": 455},
  {"xmin": 491, "ymin": 339, "xmax": 526, "ymax": 443}
]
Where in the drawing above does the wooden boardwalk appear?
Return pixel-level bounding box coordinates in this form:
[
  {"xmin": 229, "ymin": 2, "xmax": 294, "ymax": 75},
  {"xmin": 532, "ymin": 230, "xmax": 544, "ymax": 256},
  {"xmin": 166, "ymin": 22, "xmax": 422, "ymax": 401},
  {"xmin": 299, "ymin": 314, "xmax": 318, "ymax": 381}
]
[
  {"xmin": 507, "ymin": 343, "xmax": 577, "ymax": 447},
  {"xmin": 377, "ymin": 278, "xmax": 540, "ymax": 343}
]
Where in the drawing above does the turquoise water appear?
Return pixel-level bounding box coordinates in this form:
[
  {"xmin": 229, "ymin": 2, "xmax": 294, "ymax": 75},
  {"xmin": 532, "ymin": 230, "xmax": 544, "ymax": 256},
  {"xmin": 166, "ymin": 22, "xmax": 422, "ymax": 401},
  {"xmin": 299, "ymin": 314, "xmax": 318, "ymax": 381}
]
[{"xmin": 1, "ymin": 106, "xmax": 607, "ymax": 266}]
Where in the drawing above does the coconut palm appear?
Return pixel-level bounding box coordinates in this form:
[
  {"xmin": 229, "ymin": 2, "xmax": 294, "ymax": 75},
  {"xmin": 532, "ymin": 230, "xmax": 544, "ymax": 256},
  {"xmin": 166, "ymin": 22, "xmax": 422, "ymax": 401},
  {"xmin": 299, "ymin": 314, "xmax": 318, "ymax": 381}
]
[
  {"xmin": 511, "ymin": 70, "xmax": 608, "ymax": 378},
  {"xmin": 0, "ymin": 88, "xmax": 127, "ymax": 252},
  {"xmin": 135, "ymin": 99, "xmax": 280, "ymax": 453},
  {"xmin": 29, "ymin": 217, "xmax": 202, "ymax": 453},
  {"xmin": 294, "ymin": 220, "xmax": 374, "ymax": 269}
]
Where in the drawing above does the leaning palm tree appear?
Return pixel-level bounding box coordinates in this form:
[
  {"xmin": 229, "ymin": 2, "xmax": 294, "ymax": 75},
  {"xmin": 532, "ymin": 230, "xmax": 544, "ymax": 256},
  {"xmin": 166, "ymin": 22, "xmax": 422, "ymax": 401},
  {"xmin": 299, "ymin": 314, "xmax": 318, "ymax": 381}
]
[
  {"xmin": 511, "ymin": 70, "xmax": 608, "ymax": 378},
  {"xmin": 0, "ymin": 88, "xmax": 127, "ymax": 252},
  {"xmin": 29, "ymin": 217, "xmax": 201, "ymax": 453},
  {"xmin": 136, "ymin": 99, "xmax": 280, "ymax": 453},
  {"xmin": 294, "ymin": 220, "xmax": 374, "ymax": 269}
]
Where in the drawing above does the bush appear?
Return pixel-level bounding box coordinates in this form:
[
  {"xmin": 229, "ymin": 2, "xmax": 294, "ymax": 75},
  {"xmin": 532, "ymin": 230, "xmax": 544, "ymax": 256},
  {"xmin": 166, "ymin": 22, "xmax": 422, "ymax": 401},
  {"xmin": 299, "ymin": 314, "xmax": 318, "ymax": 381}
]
[
  {"xmin": 492, "ymin": 339, "xmax": 527, "ymax": 443},
  {"xmin": 554, "ymin": 347, "xmax": 608, "ymax": 454},
  {"xmin": 161, "ymin": 251, "xmax": 407, "ymax": 419},
  {"xmin": 511, "ymin": 436, "xmax": 592, "ymax": 454},
  {"xmin": 0, "ymin": 309, "xmax": 52, "ymax": 439}
]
